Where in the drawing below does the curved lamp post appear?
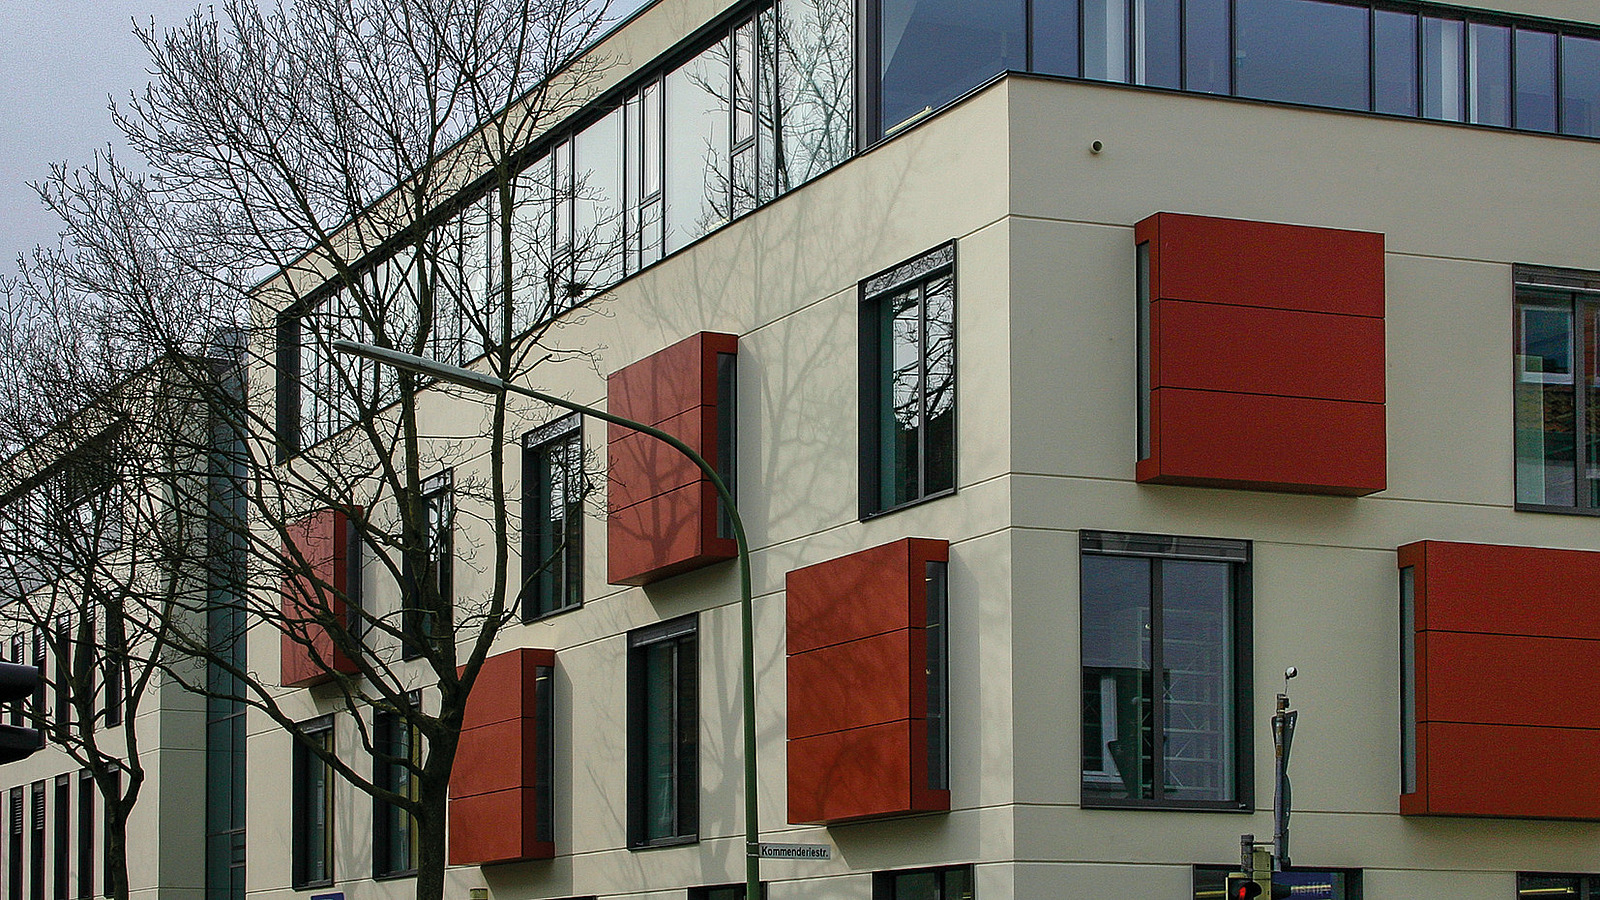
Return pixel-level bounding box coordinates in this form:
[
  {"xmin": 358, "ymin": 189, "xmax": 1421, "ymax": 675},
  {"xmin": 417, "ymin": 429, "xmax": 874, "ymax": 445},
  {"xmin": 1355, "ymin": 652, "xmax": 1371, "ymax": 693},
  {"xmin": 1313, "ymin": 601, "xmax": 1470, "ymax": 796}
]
[{"xmin": 333, "ymin": 340, "xmax": 760, "ymax": 899}]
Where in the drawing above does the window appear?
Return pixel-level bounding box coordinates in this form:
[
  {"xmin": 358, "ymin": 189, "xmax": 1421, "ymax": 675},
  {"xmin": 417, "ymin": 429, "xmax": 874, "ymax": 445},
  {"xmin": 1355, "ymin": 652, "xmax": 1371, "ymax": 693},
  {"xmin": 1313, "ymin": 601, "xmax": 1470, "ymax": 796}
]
[
  {"xmin": 29, "ymin": 781, "xmax": 43, "ymax": 900},
  {"xmin": 873, "ymin": 865, "xmax": 974, "ymax": 900},
  {"xmin": 1520, "ymin": 873, "xmax": 1600, "ymax": 899},
  {"xmin": 53, "ymin": 618, "xmax": 69, "ymax": 732},
  {"xmin": 860, "ymin": 242, "xmax": 957, "ymax": 518},
  {"xmin": 291, "ymin": 719, "xmax": 335, "ymax": 889},
  {"xmin": 1080, "ymin": 530, "xmax": 1251, "ymax": 809},
  {"xmin": 689, "ymin": 885, "xmax": 765, "ymax": 900},
  {"xmin": 534, "ymin": 662, "xmax": 555, "ymax": 845},
  {"xmin": 1399, "ymin": 565, "xmax": 1416, "ymax": 796},
  {"xmin": 1193, "ymin": 864, "xmax": 1362, "ymax": 899},
  {"xmin": 99, "ymin": 772, "xmax": 117, "ymax": 899},
  {"xmin": 524, "ymin": 415, "xmax": 585, "ymax": 620},
  {"xmin": 51, "ymin": 777, "xmax": 66, "ymax": 900},
  {"xmin": 7, "ymin": 787, "xmax": 19, "ymax": 900},
  {"xmin": 403, "ymin": 471, "xmax": 452, "ymax": 660},
  {"xmin": 373, "ymin": 699, "xmax": 420, "ymax": 879},
  {"xmin": 926, "ymin": 559, "xmax": 950, "ymax": 791},
  {"xmin": 1515, "ymin": 267, "xmax": 1600, "ymax": 512},
  {"xmin": 627, "ymin": 616, "xmax": 698, "ymax": 847},
  {"xmin": 75, "ymin": 772, "xmax": 91, "ymax": 900}
]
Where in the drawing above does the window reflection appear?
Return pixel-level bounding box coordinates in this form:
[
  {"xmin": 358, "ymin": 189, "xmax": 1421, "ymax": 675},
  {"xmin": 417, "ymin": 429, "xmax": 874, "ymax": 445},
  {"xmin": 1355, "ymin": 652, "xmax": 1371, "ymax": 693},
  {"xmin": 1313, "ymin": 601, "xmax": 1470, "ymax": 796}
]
[
  {"xmin": 878, "ymin": 0, "xmax": 1024, "ymax": 137},
  {"xmin": 1514, "ymin": 29, "xmax": 1557, "ymax": 133},
  {"xmin": 1237, "ymin": 0, "xmax": 1368, "ymax": 111}
]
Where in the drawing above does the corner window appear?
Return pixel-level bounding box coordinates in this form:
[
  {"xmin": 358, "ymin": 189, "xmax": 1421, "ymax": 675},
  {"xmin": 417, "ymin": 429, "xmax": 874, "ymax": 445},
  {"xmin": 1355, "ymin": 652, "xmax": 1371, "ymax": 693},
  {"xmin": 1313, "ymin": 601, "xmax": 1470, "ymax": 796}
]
[
  {"xmin": 373, "ymin": 698, "xmax": 420, "ymax": 879},
  {"xmin": 1080, "ymin": 530, "xmax": 1251, "ymax": 809},
  {"xmin": 873, "ymin": 865, "xmax": 974, "ymax": 900},
  {"xmin": 1514, "ymin": 267, "xmax": 1600, "ymax": 513},
  {"xmin": 524, "ymin": 415, "xmax": 585, "ymax": 620},
  {"xmin": 627, "ymin": 616, "xmax": 698, "ymax": 848},
  {"xmin": 403, "ymin": 471, "xmax": 452, "ymax": 660},
  {"xmin": 1520, "ymin": 873, "xmax": 1600, "ymax": 899},
  {"xmin": 291, "ymin": 719, "xmax": 335, "ymax": 889},
  {"xmin": 860, "ymin": 242, "xmax": 957, "ymax": 518}
]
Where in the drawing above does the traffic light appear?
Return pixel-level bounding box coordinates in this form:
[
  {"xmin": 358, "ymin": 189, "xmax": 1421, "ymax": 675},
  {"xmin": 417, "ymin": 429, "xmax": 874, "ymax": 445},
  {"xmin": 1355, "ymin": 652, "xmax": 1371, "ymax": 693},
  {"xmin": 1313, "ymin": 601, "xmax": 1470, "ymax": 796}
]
[
  {"xmin": 1225, "ymin": 873, "xmax": 1293, "ymax": 899},
  {"xmin": 0, "ymin": 662, "xmax": 41, "ymax": 764}
]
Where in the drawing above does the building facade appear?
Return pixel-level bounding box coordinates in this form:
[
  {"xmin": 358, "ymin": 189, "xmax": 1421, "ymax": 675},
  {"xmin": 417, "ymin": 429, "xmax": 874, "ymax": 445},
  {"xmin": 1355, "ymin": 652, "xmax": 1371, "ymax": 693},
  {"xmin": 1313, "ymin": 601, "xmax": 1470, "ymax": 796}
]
[{"xmin": 258, "ymin": 0, "xmax": 1600, "ymax": 898}]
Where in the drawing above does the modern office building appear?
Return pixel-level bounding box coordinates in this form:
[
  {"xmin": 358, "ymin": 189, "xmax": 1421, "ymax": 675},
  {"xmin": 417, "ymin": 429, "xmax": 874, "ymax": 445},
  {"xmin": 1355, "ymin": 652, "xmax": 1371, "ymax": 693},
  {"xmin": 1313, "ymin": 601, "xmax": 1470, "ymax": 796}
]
[{"xmin": 257, "ymin": 0, "xmax": 1600, "ymax": 897}]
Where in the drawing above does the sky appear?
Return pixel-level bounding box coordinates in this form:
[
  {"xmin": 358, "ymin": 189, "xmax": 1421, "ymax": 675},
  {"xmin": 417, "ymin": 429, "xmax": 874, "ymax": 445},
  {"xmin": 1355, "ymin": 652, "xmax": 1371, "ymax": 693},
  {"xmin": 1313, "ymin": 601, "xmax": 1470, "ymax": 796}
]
[{"xmin": 0, "ymin": 1, "xmax": 200, "ymax": 273}]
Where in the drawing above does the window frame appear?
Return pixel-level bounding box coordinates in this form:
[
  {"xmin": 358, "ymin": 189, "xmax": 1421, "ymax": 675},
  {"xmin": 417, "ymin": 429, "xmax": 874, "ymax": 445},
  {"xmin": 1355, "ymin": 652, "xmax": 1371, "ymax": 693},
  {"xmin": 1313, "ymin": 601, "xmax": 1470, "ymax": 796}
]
[
  {"xmin": 626, "ymin": 615, "xmax": 699, "ymax": 849},
  {"xmin": 1513, "ymin": 265, "xmax": 1600, "ymax": 515},
  {"xmin": 372, "ymin": 695, "xmax": 421, "ymax": 880},
  {"xmin": 523, "ymin": 415, "xmax": 586, "ymax": 621},
  {"xmin": 291, "ymin": 717, "xmax": 336, "ymax": 890},
  {"xmin": 1078, "ymin": 530, "xmax": 1254, "ymax": 812},
  {"xmin": 872, "ymin": 864, "xmax": 975, "ymax": 900},
  {"xmin": 859, "ymin": 241, "xmax": 959, "ymax": 520}
]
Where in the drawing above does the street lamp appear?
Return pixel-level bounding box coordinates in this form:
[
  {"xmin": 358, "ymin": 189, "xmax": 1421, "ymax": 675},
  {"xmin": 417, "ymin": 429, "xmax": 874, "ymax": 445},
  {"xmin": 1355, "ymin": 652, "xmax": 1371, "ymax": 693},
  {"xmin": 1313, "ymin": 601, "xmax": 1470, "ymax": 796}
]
[{"xmin": 333, "ymin": 339, "xmax": 760, "ymax": 899}]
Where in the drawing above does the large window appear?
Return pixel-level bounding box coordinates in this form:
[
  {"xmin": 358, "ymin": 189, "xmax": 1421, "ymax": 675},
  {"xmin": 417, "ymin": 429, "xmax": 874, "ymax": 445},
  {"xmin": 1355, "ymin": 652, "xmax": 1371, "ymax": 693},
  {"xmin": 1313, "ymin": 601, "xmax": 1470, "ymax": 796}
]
[
  {"xmin": 373, "ymin": 699, "xmax": 420, "ymax": 879},
  {"xmin": 291, "ymin": 719, "xmax": 335, "ymax": 889},
  {"xmin": 1080, "ymin": 530, "xmax": 1251, "ymax": 809},
  {"xmin": 627, "ymin": 616, "xmax": 698, "ymax": 848},
  {"xmin": 403, "ymin": 471, "xmax": 453, "ymax": 659},
  {"xmin": 524, "ymin": 415, "xmax": 585, "ymax": 620},
  {"xmin": 1515, "ymin": 266, "xmax": 1600, "ymax": 513},
  {"xmin": 873, "ymin": 865, "xmax": 974, "ymax": 900},
  {"xmin": 860, "ymin": 242, "xmax": 957, "ymax": 518}
]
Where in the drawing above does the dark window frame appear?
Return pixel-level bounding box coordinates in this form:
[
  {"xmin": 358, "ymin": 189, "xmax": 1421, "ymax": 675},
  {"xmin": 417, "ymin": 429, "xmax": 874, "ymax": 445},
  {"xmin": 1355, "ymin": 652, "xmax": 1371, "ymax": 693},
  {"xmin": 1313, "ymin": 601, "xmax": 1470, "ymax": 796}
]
[
  {"xmin": 51, "ymin": 776, "xmax": 66, "ymax": 900},
  {"xmin": 926, "ymin": 559, "xmax": 950, "ymax": 792},
  {"xmin": 28, "ymin": 781, "xmax": 42, "ymax": 900},
  {"xmin": 1079, "ymin": 530, "xmax": 1254, "ymax": 812},
  {"xmin": 74, "ymin": 772, "xmax": 91, "ymax": 900},
  {"xmin": 291, "ymin": 717, "xmax": 336, "ymax": 890},
  {"xmin": 872, "ymin": 864, "xmax": 975, "ymax": 900},
  {"xmin": 859, "ymin": 241, "xmax": 959, "ymax": 520},
  {"xmin": 627, "ymin": 615, "xmax": 699, "ymax": 849},
  {"xmin": 523, "ymin": 415, "xmax": 586, "ymax": 622},
  {"xmin": 534, "ymin": 663, "xmax": 556, "ymax": 844},
  {"xmin": 373, "ymin": 694, "xmax": 421, "ymax": 880}
]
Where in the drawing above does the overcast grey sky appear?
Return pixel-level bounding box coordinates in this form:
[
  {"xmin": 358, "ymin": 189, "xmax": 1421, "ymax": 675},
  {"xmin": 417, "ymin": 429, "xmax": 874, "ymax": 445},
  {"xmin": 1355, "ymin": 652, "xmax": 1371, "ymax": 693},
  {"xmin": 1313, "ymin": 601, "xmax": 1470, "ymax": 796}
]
[{"xmin": 0, "ymin": 1, "xmax": 199, "ymax": 271}]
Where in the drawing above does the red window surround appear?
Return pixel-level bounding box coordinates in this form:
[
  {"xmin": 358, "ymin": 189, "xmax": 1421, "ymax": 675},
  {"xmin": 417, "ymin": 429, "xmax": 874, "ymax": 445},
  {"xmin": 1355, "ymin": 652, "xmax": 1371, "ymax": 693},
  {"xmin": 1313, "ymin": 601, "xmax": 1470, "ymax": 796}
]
[
  {"xmin": 1135, "ymin": 212, "xmax": 1386, "ymax": 496},
  {"xmin": 1400, "ymin": 540, "xmax": 1600, "ymax": 820},
  {"xmin": 279, "ymin": 508, "xmax": 360, "ymax": 688},
  {"xmin": 448, "ymin": 648, "xmax": 556, "ymax": 865},
  {"xmin": 607, "ymin": 331, "xmax": 738, "ymax": 586},
  {"xmin": 786, "ymin": 538, "xmax": 950, "ymax": 824}
]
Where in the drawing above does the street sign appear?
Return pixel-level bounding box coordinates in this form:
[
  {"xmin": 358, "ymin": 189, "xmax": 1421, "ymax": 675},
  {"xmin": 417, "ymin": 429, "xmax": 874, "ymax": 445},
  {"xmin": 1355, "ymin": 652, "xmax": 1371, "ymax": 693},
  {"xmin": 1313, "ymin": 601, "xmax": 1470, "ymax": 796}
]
[{"xmin": 756, "ymin": 843, "xmax": 831, "ymax": 860}]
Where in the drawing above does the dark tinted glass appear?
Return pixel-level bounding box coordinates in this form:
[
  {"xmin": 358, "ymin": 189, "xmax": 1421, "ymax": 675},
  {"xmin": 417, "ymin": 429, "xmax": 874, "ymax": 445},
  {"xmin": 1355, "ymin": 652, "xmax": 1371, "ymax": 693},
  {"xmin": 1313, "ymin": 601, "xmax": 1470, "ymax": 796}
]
[
  {"xmin": 1373, "ymin": 10, "xmax": 1418, "ymax": 115},
  {"xmin": 1514, "ymin": 29, "xmax": 1557, "ymax": 132},
  {"xmin": 1138, "ymin": 0, "xmax": 1182, "ymax": 89},
  {"xmin": 1562, "ymin": 34, "xmax": 1600, "ymax": 137},
  {"xmin": 922, "ymin": 274, "xmax": 956, "ymax": 496},
  {"xmin": 1236, "ymin": 0, "xmax": 1369, "ymax": 111},
  {"xmin": 878, "ymin": 0, "xmax": 1025, "ymax": 137},
  {"xmin": 1081, "ymin": 554, "xmax": 1153, "ymax": 802},
  {"xmin": 1184, "ymin": 0, "xmax": 1230, "ymax": 94},
  {"xmin": 1468, "ymin": 23, "xmax": 1510, "ymax": 126},
  {"xmin": 1032, "ymin": 0, "xmax": 1080, "ymax": 77}
]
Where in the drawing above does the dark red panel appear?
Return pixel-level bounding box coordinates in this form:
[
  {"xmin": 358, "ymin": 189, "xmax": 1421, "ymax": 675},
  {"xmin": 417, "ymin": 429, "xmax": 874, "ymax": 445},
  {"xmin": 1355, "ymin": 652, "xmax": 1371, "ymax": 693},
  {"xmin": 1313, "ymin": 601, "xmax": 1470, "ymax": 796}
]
[
  {"xmin": 448, "ymin": 648, "xmax": 555, "ymax": 864},
  {"xmin": 786, "ymin": 538, "xmax": 948, "ymax": 654},
  {"xmin": 1137, "ymin": 212, "xmax": 1385, "ymax": 317},
  {"xmin": 447, "ymin": 788, "xmax": 554, "ymax": 865},
  {"xmin": 1141, "ymin": 388, "xmax": 1385, "ymax": 495},
  {"xmin": 788, "ymin": 629, "xmax": 919, "ymax": 740},
  {"xmin": 606, "ymin": 331, "xmax": 738, "ymax": 586},
  {"xmin": 1405, "ymin": 541, "xmax": 1600, "ymax": 639},
  {"xmin": 787, "ymin": 720, "xmax": 948, "ymax": 824},
  {"xmin": 1419, "ymin": 722, "xmax": 1600, "ymax": 819},
  {"xmin": 1153, "ymin": 300, "xmax": 1385, "ymax": 404},
  {"xmin": 1424, "ymin": 632, "xmax": 1600, "ymax": 730},
  {"xmin": 280, "ymin": 508, "xmax": 360, "ymax": 688},
  {"xmin": 606, "ymin": 482, "xmax": 737, "ymax": 586}
]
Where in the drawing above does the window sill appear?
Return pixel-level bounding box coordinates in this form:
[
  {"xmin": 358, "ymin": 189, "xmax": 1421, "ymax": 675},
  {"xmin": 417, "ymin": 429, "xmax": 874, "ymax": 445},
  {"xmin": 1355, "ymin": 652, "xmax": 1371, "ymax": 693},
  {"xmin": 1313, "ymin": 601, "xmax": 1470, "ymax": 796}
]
[
  {"xmin": 373, "ymin": 869, "xmax": 418, "ymax": 882},
  {"xmin": 522, "ymin": 600, "xmax": 583, "ymax": 625},
  {"xmin": 859, "ymin": 487, "xmax": 956, "ymax": 523},
  {"xmin": 1082, "ymin": 796, "xmax": 1252, "ymax": 813},
  {"xmin": 628, "ymin": 834, "xmax": 698, "ymax": 851},
  {"xmin": 291, "ymin": 878, "xmax": 334, "ymax": 892}
]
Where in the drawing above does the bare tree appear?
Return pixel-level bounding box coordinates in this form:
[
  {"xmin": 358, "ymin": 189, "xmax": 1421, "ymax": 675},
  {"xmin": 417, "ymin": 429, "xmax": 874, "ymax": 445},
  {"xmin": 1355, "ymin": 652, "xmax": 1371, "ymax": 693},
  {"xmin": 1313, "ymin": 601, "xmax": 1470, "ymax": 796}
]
[{"xmin": 12, "ymin": 1, "xmax": 625, "ymax": 898}]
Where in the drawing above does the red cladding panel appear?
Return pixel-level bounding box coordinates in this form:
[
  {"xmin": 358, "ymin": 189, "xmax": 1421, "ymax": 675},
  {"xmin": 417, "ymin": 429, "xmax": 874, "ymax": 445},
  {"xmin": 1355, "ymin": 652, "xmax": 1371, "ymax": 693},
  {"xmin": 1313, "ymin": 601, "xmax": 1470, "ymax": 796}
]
[
  {"xmin": 1135, "ymin": 213, "xmax": 1386, "ymax": 496},
  {"xmin": 1142, "ymin": 388, "xmax": 1385, "ymax": 495},
  {"xmin": 279, "ymin": 508, "xmax": 360, "ymax": 688},
  {"xmin": 1399, "ymin": 541, "xmax": 1600, "ymax": 819},
  {"xmin": 785, "ymin": 539, "xmax": 950, "ymax": 825},
  {"xmin": 449, "ymin": 648, "xmax": 555, "ymax": 864},
  {"xmin": 606, "ymin": 332, "xmax": 738, "ymax": 585}
]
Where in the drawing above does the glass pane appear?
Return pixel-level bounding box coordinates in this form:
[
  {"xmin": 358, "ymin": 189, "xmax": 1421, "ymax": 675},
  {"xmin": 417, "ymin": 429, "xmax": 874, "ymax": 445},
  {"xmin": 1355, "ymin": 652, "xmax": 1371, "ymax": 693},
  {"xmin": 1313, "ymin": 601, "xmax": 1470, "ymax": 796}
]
[
  {"xmin": 1032, "ymin": 0, "xmax": 1080, "ymax": 78},
  {"xmin": 734, "ymin": 20, "xmax": 757, "ymax": 145},
  {"xmin": 1135, "ymin": 0, "xmax": 1181, "ymax": 89},
  {"xmin": 1514, "ymin": 29, "xmax": 1557, "ymax": 132},
  {"xmin": 1373, "ymin": 10, "xmax": 1417, "ymax": 115},
  {"xmin": 923, "ymin": 274, "xmax": 956, "ymax": 496},
  {"xmin": 1422, "ymin": 17, "xmax": 1465, "ymax": 121},
  {"xmin": 892, "ymin": 871, "xmax": 939, "ymax": 899},
  {"xmin": 574, "ymin": 106, "xmax": 624, "ymax": 291},
  {"xmin": 878, "ymin": 0, "xmax": 1025, "ymax": 137},
  {"xmin": 925, "ymin": 562, "xmax": 949, "ymax": 791},
  {"xmin": 878, "ymin": 286, "xmax": 922, "ymax": 509},
  {"xmin": 512, "ymin": 155, "xmax": 554, "ymax": 331},
  {"xmin": 1081, "ymin": 555, "xmax": 1153, "ymax": 802},
  {"xmin": 1083, "ymin": 0, "xmax": 1129, "ymax": 82},
  {"xmin": 665, "ymin": 39, "xmax": 732, "ymax": 253},
  {"xmin": 1562, "ymin": 34, "xmax": 1600, "ymax": 138},
  {"xmin": 1161, "ymin": 560, "xmax": 1233, "ymax": 802},
  {"xmin": 1586, "ymin": 303, "xmax": 1600, "ymax": 507},
  {"xmin": 643, "ymin": 641, "xmax": 678, "ymax": 841},
  {"xmin": 1137, "ymin": 243, "xmax": 1150, "ymax": 460},
  {"xmin": 1400, "ymin": 566, "xmax": 1416, "ymax": 795},
  {"xmin": 1468, "ymin": 22, "xmax": 1510, "ymax": 126},
  {"xmin": 1515, "ymin": 297, "xmax": 1576, "ymax": 506},
  {"xmin": 1183, "ymin": 0, "xmax": 1230, "ymax": 94},
  {"xmin": 1236, "ymin": 0, "xmax": 1368, "ymax": 111}
]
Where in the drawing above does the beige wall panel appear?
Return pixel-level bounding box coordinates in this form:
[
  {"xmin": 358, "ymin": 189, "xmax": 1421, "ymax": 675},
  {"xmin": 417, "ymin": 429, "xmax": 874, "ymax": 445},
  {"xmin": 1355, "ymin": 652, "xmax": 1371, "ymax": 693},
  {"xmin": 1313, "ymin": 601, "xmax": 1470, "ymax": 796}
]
[{"xmin": 1013, "ymin": 860, "xmax": 1191, "ymax": 897}]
